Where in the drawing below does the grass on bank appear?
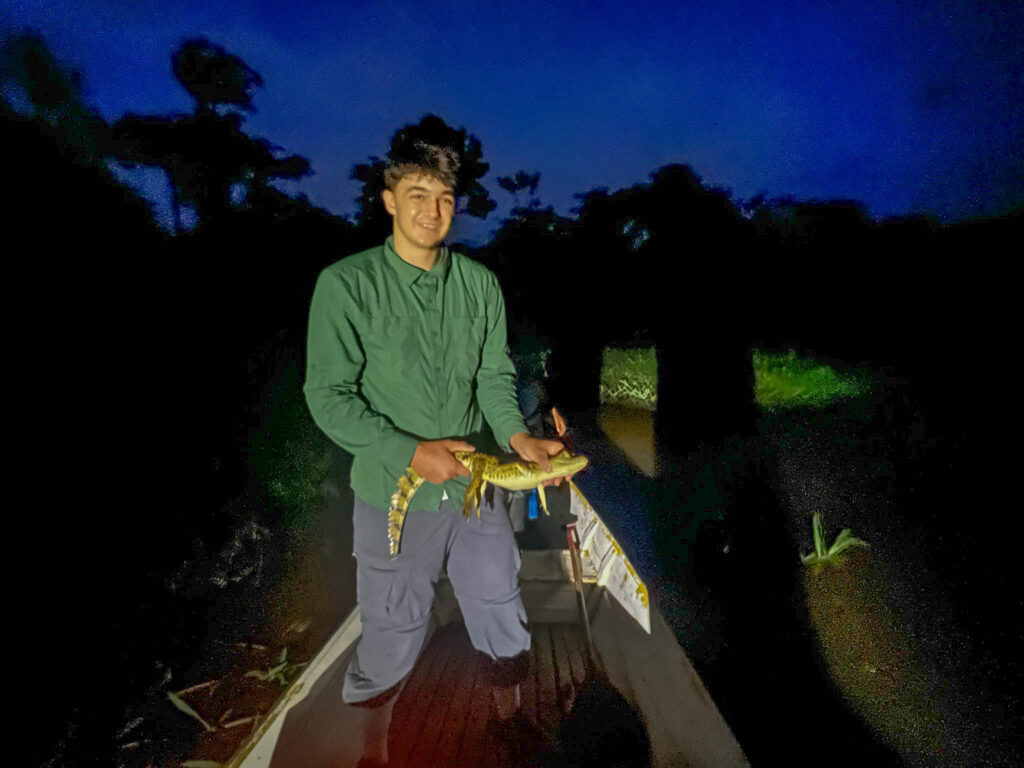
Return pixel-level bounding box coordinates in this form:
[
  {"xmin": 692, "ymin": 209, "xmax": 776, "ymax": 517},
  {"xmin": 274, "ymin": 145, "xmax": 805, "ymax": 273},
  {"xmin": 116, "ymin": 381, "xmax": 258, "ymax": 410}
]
[
  {"xmin": 600, "ymin": 346, "xmax": 658, "ymax": 410},
  {"xmin": 598, "ymin": 346, "xmax": 870, "ymax": 412},
  {"xmin": 753, "ymin": 348, "xmax": 870, "ymax": 410}
]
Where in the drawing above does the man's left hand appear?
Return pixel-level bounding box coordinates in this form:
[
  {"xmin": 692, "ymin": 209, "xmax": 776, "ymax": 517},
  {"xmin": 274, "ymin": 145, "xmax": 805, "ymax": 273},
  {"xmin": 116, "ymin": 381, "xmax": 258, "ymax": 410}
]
[{"xmin": 509, "ymin": 432, "xmax": 574, "ymax": 487}]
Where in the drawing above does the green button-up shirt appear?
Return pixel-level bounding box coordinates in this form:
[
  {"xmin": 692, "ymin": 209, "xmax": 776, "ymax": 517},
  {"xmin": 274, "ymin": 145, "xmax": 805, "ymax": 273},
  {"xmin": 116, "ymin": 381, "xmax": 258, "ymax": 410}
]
[{"xmin": 303, "ymin": 236, "xmax": 529, "ymax": 511}]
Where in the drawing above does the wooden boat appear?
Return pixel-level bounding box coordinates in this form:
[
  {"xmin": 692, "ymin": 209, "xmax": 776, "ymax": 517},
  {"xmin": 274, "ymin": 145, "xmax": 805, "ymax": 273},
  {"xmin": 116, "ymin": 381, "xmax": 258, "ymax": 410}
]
[{"xmin": 222, "ymin": 481, "xmax": 749, "ymax": 767}]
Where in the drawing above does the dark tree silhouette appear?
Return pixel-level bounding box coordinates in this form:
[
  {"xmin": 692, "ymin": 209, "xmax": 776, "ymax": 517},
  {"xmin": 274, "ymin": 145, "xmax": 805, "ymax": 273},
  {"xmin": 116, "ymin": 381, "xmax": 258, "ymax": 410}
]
[
  {"xmin": 486, "ymin": 172, "xmax": 574, "ymax": 339},
  {"xmin": 1, "ymin": 29, "xmax": 157, "ymax": 237},
  {"xmin": 551, "ymin": 164, "xmax": 758, "ymax": 449},
  {"xmin": 112, "ymin": 112, "xmax": 310, "ymax": 232},
  {"xmin": 351, "ymin": 113, "xmax": 496, "ymax": 245},
  {"xmin": 496, "ymin": 170, "xmax": 541, "ymax": 207},
  {"xmin": 2, "ymin": 30, "xmax": 177, "ymax": 768},
  {"xmin": 640, "ymin": 165, "xmax": 758, "ymax": 457},
  {"xmin": 172, "ymin": 36, "xmax": 264, "ymax": 117},
  {"xmin": 0, "ymin": 28, "xmax": 112, "ymax": 161},
  {"xmin": 110, "ymin": 38, "xmax": 310, "ymax": 233}
]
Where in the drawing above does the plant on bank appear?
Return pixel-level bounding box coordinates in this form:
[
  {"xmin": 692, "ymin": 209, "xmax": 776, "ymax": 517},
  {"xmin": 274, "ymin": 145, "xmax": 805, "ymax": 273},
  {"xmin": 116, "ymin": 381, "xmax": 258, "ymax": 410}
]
[
  {"xmin": 167, "ymin": 690, "xmax": 217, "ymax": 732},
  {"xmin": 801, "ymin": 512, "xmax": 869, "ymax": 565},
  {"xmin": 245, "ymin": 646, "xmax": 307, "ymax": 687}
]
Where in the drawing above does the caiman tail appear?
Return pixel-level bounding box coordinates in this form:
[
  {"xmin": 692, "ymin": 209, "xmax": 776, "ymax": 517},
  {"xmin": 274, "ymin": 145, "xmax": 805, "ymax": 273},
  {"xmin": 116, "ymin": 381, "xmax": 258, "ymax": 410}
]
[{"xmin": 388, "ymin": 468, "xmax": 425, "ymax": 557}]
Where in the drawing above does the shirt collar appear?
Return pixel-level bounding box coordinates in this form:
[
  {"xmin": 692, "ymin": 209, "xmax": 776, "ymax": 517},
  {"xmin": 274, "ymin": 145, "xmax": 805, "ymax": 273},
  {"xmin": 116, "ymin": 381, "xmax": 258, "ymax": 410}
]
[{"xmin": 384, "ymin": 235, "xmax": 451, "ymax": 286}]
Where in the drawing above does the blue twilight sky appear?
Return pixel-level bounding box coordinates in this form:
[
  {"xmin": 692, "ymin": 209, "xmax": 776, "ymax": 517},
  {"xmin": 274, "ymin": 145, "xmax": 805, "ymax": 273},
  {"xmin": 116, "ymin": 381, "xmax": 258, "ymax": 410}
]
[{"xmin": 3, "ymin": 0, "xmax": 1022, "ymax": 243}]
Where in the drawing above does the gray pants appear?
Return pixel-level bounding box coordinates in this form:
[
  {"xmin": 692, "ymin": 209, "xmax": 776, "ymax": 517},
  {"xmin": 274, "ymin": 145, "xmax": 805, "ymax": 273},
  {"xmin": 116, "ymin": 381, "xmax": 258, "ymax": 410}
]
[{"xmin": 343, "ymin": 491, "xmax": 531, "ymax": 703}]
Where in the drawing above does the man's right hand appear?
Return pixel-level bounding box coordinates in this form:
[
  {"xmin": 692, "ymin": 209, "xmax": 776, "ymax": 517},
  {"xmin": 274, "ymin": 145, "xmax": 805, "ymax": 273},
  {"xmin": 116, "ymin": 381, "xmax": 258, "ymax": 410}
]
[{"xmin": 410, "ymin": 439, "xmax": 476, "ymax": 484}]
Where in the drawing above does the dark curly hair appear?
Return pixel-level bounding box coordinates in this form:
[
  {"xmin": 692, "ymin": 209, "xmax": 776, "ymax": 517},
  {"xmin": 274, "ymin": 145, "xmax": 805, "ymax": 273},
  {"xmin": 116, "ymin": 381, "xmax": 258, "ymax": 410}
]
[{"xmin": 383, "ymin": 140, "xmax": 460, "ymax": 191}]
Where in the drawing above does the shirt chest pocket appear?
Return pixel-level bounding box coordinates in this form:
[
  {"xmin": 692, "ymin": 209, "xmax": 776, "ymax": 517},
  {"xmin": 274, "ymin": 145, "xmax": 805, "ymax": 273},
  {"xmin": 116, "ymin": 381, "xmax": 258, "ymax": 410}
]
[
  {"xmin": 450, "ymin": 316, "xmax": 487, "ymax": 375},
  {"xmin": 364, "ymin": 316, "xmax": 418, "ymax": 371}
]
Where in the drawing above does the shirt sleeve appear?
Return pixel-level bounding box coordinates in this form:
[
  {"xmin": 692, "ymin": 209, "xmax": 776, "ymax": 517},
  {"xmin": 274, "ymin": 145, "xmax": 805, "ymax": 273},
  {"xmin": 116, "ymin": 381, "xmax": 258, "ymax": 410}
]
[
  {"xmin": 475, "ymin": 273, "xmax": 530, "ymax": 451},
  {"xmin": 303, "ymin": 267, "xmax": 420, "ymax": 470}
]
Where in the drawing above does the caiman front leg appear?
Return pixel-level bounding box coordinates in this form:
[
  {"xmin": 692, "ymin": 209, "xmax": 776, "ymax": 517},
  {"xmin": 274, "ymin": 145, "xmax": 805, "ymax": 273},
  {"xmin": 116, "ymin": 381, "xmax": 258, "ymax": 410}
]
[
  {"xmin": 462, "ymin": 474, "xmax": 487, "ymax": 520},
  {"xmin": 535, "ymin": 478, "xmax": 583, "ymax": 517},
  {"xmin": 536, "ymin": 483, "xmax": 550, "ymax": 516}
]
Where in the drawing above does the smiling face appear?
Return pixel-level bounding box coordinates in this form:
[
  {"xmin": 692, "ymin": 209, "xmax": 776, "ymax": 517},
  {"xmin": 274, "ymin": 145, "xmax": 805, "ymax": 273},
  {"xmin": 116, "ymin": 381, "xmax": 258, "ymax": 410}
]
[{"xmin": 382, "ymin": 172, "xmax": 456, "ymax": 260}]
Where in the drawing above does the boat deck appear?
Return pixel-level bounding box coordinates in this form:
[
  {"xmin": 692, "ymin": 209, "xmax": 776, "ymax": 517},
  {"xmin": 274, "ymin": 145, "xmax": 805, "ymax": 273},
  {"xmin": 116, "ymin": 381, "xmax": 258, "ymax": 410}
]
[
  {"xmin": 271, "ymin": 619, "xmax": 592, "ymax": 768},
  {"xmin": 253, "ymin": 413, "xmax": 749, "ymax": 768}
]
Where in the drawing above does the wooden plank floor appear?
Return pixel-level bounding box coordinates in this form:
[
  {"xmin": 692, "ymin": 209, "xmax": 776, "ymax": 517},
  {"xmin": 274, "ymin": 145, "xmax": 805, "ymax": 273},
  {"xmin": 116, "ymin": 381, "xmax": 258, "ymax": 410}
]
[
  {"xmin": 270, "ymin": 619, "xmax": 594, "ymax": 768},
  {"xmin": 387, "ymin": 621, "xmax": 591, "ymax": 768}
]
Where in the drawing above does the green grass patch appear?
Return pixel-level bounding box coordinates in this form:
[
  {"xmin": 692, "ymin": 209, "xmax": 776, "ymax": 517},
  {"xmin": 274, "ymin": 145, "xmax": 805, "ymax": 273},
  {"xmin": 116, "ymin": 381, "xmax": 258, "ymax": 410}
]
[
  {"xmin": 599, "ymin": 346, "xmax": 869, "ymax": 412},
  {"xmin": 600, "ymin": 346, "xmax": 658, "ymax": 410},
  {"xmin": 753, "ymin": 349, "xmax": 870, "ymax": 410}
]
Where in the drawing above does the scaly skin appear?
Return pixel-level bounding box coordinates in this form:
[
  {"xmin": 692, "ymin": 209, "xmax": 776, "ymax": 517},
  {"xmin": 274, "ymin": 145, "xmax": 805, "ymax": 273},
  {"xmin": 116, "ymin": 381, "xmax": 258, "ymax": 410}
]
[{"xmin": 387, "ymin": 449, "xmax": 589, "ymax": 557}]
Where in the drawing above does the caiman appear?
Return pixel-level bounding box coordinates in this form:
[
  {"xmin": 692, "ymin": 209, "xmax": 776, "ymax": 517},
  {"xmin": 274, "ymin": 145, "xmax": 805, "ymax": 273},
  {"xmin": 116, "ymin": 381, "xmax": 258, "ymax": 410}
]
[{"xmin": 387, "ymin": 449, "xmax": 590, "ymax": 557}]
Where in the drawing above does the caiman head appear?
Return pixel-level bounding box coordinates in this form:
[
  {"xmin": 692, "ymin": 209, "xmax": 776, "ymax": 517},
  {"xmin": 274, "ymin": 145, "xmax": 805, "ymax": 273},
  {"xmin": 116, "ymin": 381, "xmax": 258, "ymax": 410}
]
[{"xmin": 546, "ymin": 449, "xmax": 589, "ymax": 477}]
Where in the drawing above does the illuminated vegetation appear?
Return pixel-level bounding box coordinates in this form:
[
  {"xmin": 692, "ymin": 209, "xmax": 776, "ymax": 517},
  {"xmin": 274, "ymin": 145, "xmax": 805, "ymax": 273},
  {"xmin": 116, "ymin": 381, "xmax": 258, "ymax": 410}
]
[
  {"xmin": 598, "ymin": 346, "xmax": 870, "ymax": 412},
  {"xmin": 800, "ymin": 512, "xmax": 869, "ymax": 566},
  {"xmin": 753, "ymin": 349, "xmax": 870, "ymax": 410},
  {"xmin": 244, "ymin": 646, "xmax": 308, "ymax": 687},
  {"xmin": 600, "ymin": 346, "xmax": 658, "ymax": 410}
]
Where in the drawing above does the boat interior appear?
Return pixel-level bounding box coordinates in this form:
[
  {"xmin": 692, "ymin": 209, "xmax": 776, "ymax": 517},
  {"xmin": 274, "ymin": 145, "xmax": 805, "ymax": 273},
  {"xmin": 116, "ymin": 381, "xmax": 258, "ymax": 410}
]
[{"xmin": 264, "ymin": 523, "xmax": 746, "ymax": 767}]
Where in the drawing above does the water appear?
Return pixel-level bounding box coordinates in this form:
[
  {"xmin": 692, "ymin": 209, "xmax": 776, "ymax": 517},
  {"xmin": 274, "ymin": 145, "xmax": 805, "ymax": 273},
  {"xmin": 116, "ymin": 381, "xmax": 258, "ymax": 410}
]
[
  {"xmin": 577, "ymin": 374, "xmax": 1023, "ymax": 766},
  {"xmin": 32, "ymin": 350, "xmax": 1021, "ymax": 766}
]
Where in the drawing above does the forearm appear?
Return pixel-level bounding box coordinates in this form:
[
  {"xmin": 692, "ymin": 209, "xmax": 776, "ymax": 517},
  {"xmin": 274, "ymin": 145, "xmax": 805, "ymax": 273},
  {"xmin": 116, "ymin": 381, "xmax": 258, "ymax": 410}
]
[{"xmin": 303, "ymin": 383, "xmax": 419, "ymax": 469}]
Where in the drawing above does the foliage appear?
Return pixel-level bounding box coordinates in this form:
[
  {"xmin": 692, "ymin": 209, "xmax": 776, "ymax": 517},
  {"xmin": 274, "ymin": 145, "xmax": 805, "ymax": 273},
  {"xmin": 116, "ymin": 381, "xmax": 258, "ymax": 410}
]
[
  {"xmin": 600, "ymin": 346, "xmax": 658, "ymax": 410},
  {"xmin": 167, "ymin": 691, "xmax": 216, "ymax": 733},
  {"xmin": 801, "ymin": 512, "xmax": 869, "ymax": 566},
  {"xmin": 109, "ymin": 38, "xmax": 310, "ymax": 233},
  {"xmin": 245, "ymin": 646, "xmax": 307, "ymax": 687},
  {"xmin": 497, "ymin": 170, "xmax": 542, "ymax": 209},
  {"xmin": 483, "ymin": 175, "xmax": 576, "ymax": 334},
  {"xmin": 0, "ymin": 28, "xmax": 111, "ymax": 161},
  {"xmin": 753, "ymin": 349, "xmax": 870, "ymax": 410},
  {"xmin": 173, "ymin": 37, "xmax": 263, "ymax": 116}
]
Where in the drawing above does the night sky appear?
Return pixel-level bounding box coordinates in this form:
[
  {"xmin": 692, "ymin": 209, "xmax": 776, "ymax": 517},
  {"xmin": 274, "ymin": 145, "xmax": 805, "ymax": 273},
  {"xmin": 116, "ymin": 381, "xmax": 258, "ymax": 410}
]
[{"xmin": 3, "ymin": 0, "xmax": 1022, "ymax": 243}]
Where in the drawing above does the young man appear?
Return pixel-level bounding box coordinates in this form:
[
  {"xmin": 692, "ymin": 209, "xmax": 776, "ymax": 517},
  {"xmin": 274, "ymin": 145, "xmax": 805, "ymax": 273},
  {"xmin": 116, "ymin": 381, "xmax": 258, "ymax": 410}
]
[{"xmin": 303, "ymin": 141, "xmax": 570, "ymax": 764}]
